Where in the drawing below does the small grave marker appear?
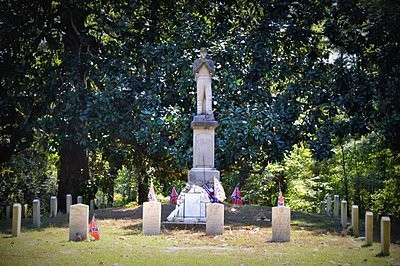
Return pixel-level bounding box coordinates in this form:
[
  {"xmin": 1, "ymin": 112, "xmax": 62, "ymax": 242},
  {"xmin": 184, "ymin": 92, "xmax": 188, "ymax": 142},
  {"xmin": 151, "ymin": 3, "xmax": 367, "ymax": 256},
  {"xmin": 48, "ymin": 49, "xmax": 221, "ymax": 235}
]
[
  {"xmin": 69, "ymin": 204, "xmax": 89, "ymax": 241},
  {"xmin": 33, "ymin": 199, "xmax": 40, "ymax": 228},
  {"xmin": 12, "ymin": 203, "xmax": 21, "ymax": 237},
  {"xmin": 272, "ymin": 206, "xmax": 291, "ymax": 242},
  {"xmin": 142, "ymin": 201, "xmax": 161, "ymax": 235},
  {"xmin": 206, "ymin": 203, "xmax": 224, "ymax": 235}
]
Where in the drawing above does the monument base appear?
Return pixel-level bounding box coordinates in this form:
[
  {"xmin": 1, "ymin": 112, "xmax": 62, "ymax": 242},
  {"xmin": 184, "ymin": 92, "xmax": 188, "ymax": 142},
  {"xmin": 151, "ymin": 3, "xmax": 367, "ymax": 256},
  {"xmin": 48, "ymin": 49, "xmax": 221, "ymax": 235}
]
[{"xmin": 188, "ymin": 168, "xmax": 220, "ymax": 187}]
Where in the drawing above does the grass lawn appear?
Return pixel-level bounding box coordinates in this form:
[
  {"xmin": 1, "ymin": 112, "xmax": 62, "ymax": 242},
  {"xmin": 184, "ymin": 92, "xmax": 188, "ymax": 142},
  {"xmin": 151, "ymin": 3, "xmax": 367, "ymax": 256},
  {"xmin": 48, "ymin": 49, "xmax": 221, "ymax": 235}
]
[{"xmin": 0, "ymin": 204, "xmax": 399, "ymax": 265}]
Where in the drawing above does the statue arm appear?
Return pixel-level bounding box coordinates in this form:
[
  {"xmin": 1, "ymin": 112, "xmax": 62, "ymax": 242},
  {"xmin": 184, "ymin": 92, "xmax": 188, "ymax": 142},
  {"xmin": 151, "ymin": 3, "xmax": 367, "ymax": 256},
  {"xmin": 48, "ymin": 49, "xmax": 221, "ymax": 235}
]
[
  {"xmin": 193, "ymin": 59, "xmax": 202, "ymax": 74},
  {"xmin": 205, "ymin": 59, "xmax": 215, "ymax": 74}
]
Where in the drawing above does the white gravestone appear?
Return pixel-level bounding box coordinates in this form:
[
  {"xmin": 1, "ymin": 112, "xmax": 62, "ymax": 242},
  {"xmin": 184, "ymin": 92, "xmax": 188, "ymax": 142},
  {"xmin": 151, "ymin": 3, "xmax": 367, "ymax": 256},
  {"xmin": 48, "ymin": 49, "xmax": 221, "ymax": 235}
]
[
  {"xmin": 365, "ymin": 211, "xmax": 373, "ymax": 245},
  {"xmin": 326, "ymin": 195, "xmax": 332, "ymax": 215},
  {"xmin": 12, "ymin": 203, "xmax": 22, "ymax": 237},
  {"xmin": 142, "ymin": 201, "xmax": 161, "ymax": 235},
  {"xmin": 23, "ymin": 204, "xmax": 28, "ymax": 218},
  {"xmin": 341, "ymin": 200, "xmax": 347, "ymax": 227},
  {"xmin": 381, "ymin": 216, "xmax": 391, "ymax": 256},
  {"xmin": 333, "ymin": 195, "xmax": 340, "ymax": 217},
  {"xmin": 272, "ymin": 206, "xmax": 291, "ymax": 242},
  {"xmin": 351, "ymin": 205, "xmax": 359, "ymax": 237},
  {"xmin": 66, "ymin": 194, "xmax": 72, "ymax": 214},
  {"xmin": 69, "ymin": 204, "xmax": 89, "ymax": 241},
  {"xmin": 206, "ymin": 203, "xmax": 224, "ymax": 235},
  {"xmin": 77, "ymin": 196, "xmax": 83, "ymax": 204},
  {"xmin": 50, "ymin": 196, "xmax": 57, "ymax": 217},
  {"xmin": 33, "ymin": 199, "xmax": 40, "ymax": 228}
]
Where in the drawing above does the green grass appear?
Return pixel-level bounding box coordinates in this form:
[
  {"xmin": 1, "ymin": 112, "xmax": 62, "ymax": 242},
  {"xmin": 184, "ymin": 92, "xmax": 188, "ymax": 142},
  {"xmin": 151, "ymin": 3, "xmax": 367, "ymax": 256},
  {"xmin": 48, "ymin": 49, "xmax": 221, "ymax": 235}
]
[{"xmin": 0, "ymin": 205, "xmax": 399, "ymax": 265}]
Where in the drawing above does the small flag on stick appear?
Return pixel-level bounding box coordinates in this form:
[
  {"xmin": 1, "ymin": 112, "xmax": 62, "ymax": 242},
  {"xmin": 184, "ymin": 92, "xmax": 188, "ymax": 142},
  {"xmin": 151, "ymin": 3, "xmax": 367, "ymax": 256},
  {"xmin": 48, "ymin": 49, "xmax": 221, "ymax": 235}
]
[
  {"xmin": 148, "ymin": 181, "xmax": 158, "ymax": 202},
  {"xmin": 170, "ymin": 187, "xmax": 178, "ymax": 204},
  {"xmin": 89, "ymin": 215, "xmax": 100, "ymax": 240},
  {"xmin": 278, "ymin": 190, "xmax": 284, "ymax": 207},
  {"xmin": 213, "ymin": 176, "xmax": 226, "ymax": 202},
  {"xmin": 231, "ymin": 185, "xmax": 243, "ymax": 205}
]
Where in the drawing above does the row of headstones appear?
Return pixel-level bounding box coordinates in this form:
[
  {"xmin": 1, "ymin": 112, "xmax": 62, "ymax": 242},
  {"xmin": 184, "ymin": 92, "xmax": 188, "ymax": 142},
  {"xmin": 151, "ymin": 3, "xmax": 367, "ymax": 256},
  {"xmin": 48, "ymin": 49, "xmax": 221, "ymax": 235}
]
[
  {"xmin": 339, "ymin": 201, "xmax": 391, "ymax": 256},
  {"xmin": 142, "ymin": 201, "xmax": 224, "ymax": 235},
  {"xmin": 3, "ymin": 195, "xmax": 105, "ymax": 220}
]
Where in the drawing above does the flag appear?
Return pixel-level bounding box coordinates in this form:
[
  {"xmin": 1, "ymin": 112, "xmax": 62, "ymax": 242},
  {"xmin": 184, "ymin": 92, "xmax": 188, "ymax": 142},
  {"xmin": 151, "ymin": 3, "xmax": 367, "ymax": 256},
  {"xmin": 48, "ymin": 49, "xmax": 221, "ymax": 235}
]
[
  {"xmin": 278, "ymin": 190, "xmax": 284, "ymax": 206},
  {"xmin": 170, "ymin": 187, "xmax": 178, "ymax": 204},
  {"xmin": 203, "ymin": 182, "xmax": 217, "ymax": 203},
  {"xmin": 230, "ymin": 185, "xmax": 243, "ymax": 205},
  {"xmin": 148, "ymin": 181, "xmax": 158, "ymax": 202},
  {"xmin": 89, "ymin": 215, "xmax": 100, "ymax": 240},
  {"xmin": 213, "ymin": 177, "xmax": 226, "ymax": 202}
]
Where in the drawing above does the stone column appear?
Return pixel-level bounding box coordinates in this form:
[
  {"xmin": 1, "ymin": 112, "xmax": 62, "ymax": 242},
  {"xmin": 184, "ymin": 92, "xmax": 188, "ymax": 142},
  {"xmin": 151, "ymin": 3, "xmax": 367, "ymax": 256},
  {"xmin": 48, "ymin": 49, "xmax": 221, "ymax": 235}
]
[
  {"xmin": 206, "ymin": 203, "xmax": 224, "ymax": 235},
  {"xmin": 340, "ymin": 200, "xmax": 347, "ymax": 227},
  {"xmin": 365, "ymin": 211, "xmax": 373, "ymax": 245},
  {"xmin": 333, "ymin": 195, "xmax": 340, "ymax": 217},
  {"xmin": 12, "ymin": 203, "xmax": 22, "ymax": 237},
  {"xmin": 326, "ymin": 195, "xmax": 332, "ymax": 215},
  {"xmin": 50, "ymin": 196, "xmax": 57, "ymax": 217},
  {"xmin": 351, "ymin": 205, "xmax": 359, "ymax": 237},
  {"xmin": 66, "ymin": 194, "xmax": 72, "ymax": 214},
  {"xmin": 380, "ymin": 216, "xmax": 391, "ymax": 256},
  {"xmin": 69, "ymin": 204, "xmax": 89, "ymax": 241},
  {"xmin": 6, "ymin": 205, "xmax": 11, "ymax": 219},
  {"xmin": 272, "ymin": 206, "xmax": 291, "ymax": 242},
  {"xmin": 77, "ymin": 196, "xmax": 83, "ymax": 204},
  {"xmin": 32, "ymin": 199, "xmax": 40, "ymax": 228},
  {"xmin": 142, "ymin": 201, "xmax": 161, "ymax": 235}
]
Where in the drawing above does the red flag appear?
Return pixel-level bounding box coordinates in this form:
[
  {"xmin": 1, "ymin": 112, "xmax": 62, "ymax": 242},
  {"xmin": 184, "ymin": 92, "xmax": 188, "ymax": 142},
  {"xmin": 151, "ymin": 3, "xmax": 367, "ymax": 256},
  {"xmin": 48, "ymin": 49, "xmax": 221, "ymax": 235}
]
[
  {"xmin": 230, "ymin": 185, "xmax": 243, "ymax": 205},
  {"xmin": 170, "ymin": 187, "xmax": 178, "ymax": 204},
  {"xmin": 89, "ymin": 215, "xmax": 100, "ymax": 240}
]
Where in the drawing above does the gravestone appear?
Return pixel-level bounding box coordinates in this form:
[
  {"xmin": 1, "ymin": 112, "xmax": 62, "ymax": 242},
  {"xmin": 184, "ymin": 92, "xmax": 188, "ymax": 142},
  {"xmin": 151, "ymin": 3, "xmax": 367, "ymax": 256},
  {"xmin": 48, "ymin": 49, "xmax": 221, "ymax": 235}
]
[
  {"xmin": 12, "ymin": 203, "xmax": 21, "ymax": 237},
  {"xmin": 90, "ymin": 199, "xmax": 95, "ymax": 213},
  {"xmin": 333, "ymin": 195, "xmax": 340, "ymax": 217},
  {"xmin": 23, "ymin": 204, "xmax": 28, "ymax": 218},
  {"xmin": 50, "ymin": 196, "xmax": 57, "ymax": 217},
  {"xmin": 206, "ymin": 203, "xmax": 224, "ymax": 235},
  {"xmin": 66, "ymin": 194, "xmax": 72, "ymax": 214},
  {"xmin": 142, "ymin": 201, "xmax": 161, "ymax": 235},
  {"xmin": 365, "ymin": 211, "xmax": 373, "ymax": 245},
  {"xmin": 319, "ymin": 201, "xmax": 324, "ymax": 214},
  {"xmin": 32, "ymin": 199, "xmax": 40, "ymax": 228},
  {"xmin": 381, "ymin": 216, "xmax": 390, "ymax": 256},
  {"xmin": 326, "ymin": 195, "xmax": 332, "ymax": 215},
  {"xmin": 272, "ymin": 206, "xmax": 291, "ymax": 242},
  {"xmin": 77, "ymin": 196, "xmax": 83, "ymax": 204},
  {"xmin": 69, "ymin": 204, "xmax": 89, "ymax": 241},
  {"xmin": 351, "ymin": 205, "xmax": 359, "ymax": 237},
  {"xmin": 340, "ymin": 200, "xmax": 347, "ymax": 227},
  {"xmin": 6, "ymin": 205, "xmax": 11, "ymax": 219}
]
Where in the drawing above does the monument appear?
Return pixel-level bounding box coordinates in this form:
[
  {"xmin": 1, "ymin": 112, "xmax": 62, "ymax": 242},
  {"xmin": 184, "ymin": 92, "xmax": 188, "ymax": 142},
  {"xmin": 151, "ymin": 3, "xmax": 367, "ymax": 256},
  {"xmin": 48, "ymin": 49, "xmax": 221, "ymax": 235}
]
[{"xmin": 166, "ymin": 48, "xmax": 222, "ymax": 224}]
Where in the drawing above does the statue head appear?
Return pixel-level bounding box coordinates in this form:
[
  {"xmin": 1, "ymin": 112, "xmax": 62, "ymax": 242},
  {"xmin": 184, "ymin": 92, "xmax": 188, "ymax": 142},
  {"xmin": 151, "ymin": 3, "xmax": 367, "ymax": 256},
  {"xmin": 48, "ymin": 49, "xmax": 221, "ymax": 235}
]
[{"xmin": 200, "ymin": 47, "xmax": 207, "ymax": 59}]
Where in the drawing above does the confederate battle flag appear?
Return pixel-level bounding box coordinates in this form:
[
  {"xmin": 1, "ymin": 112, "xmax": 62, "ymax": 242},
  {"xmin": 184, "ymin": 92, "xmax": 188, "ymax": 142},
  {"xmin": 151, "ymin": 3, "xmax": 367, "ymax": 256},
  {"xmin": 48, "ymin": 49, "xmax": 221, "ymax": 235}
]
[
  {"xmin": 89, "ymin": 215, "xmax": 100, "ymax": 240},
  {"xmin": 230, "ymin": 185, "xmax": 243, "ymax": 205},
  {"xmin": 170, "ymin": 187, "xmax": 178, "ymax": 204}
]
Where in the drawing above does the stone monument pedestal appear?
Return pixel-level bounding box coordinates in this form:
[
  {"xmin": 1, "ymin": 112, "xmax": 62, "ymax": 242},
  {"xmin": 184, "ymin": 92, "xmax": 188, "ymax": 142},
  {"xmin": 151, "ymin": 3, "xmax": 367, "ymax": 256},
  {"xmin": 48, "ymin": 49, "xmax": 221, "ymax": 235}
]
[{"xmin": 188, "ymin": 115, "xmax": 220, "ymax": 186}]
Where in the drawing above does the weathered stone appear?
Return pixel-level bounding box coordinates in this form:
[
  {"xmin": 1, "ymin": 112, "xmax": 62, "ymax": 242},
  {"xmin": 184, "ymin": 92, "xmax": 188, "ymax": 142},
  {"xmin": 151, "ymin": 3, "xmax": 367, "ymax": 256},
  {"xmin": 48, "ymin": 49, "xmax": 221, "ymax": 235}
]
[
  {"xmin": 319, "ymin": 201, "xmax": 324, "ymax": 214},
  {"xmin": 22, "ymin": 204, "xmax": 28, "ymax": 218},
  {"xmin": 326, "ymin": 195, "xmax": 332, "ymax": 215},
  {"xmin": 380, "ymin": 216, "xmax": 390, "ymax": 256},
  {"xmin": 66, "ymin": 194, "xmax": 72, "ymax": 214},
  {"xmin": 32, "ymin": 199, "xmax": 40, "ymax": 228},
  {"xmin": 90, "ymin": 199, "xmax": 95, "ymax": 213},
  {"xmin": 142, "ymin": 201, "xmax": 161, "ymax": 235},
  {"xmin": 365, "ymin": 211, "xmax": 373, "ymax": 245},
  {"xmin": 6, "ymin": 205, "xmax": 11, "ymax": 219},
  {"xmin": 77, "ymin": 196, "xmax": 83, "ymax": 204},
  {"xmin": 272, "ymin": 206, "xmax": 291, "ymax": 242},
  {"xmin": 69, "ymin": 204, "xmax": 89, "ymax": 241},
  {"xmin": 351, "ymin": 205, "xmax": 359, "ymax": 236},
  {"xmin": 12, "ymin": 203, "xmax": 21, "ymax": 237},
  {"xmin": 340, "ymin": 200, "xmax": 347, "ymax": 227},
  {"xmin": 333, "ymin": 195, "xmax": 340, "ymax": 217},
  {"xmin": 50, "ymin": 196, "xmax": 57, "ymax": 217},
  {"xmin": 206, "ymin": 203, "xmax": 224, "ymax": 235}
]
